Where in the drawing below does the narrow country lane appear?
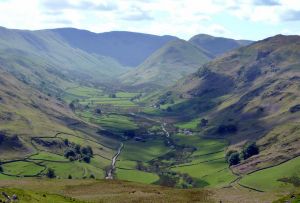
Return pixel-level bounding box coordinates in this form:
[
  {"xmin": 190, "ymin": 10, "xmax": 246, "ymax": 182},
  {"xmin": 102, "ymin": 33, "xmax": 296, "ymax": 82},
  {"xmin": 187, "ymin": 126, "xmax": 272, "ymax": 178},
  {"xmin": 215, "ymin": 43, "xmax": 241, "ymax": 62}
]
[{"xmin": 106, "ymin": 143, "xmax": 123, "ymax": 179}]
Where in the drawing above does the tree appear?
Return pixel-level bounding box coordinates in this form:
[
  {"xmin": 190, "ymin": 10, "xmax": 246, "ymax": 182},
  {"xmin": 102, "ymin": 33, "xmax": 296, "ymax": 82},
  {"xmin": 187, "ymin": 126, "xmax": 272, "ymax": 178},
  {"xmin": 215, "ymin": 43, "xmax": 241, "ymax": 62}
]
[
  {"xmin": 64, "ymin": 149, "xmax": 75, "ymax": 158},
  {"xmin": 124, "ymin": 130, "xmax": 135, "ymax": 138},
  {"xmin": 225, "ymin": 150, "xmax": 238, "ymax": 162},
  {"xmin": 95, "ymin": 108, "xmax": 102, "ymax": 114},
  {"xmin": 75, "ymin": 144, "xmax": 81, "ymax": 154},
  {"xmin": 109, "ymin": 93, "xmax": 116, "ymax": 98},
  {"xmin": 64, "ymin": 139, "xmax": 69, "ymax": 146},
  {"xmin": 0, "ymin": 165, "xmax": 3, "ymax": 173},
  {"xmin": 68, "ymin": 174, "xmax": 72, "ymax": 179},
  {"xmin": 81, "ymin": 146, "xmax": 93, "ymax": 157},
  {"xmin": 69, "ymin": 102, "xmax": 76, "ymax": 111},
  {"xmin": 46, "ymin": 168, "xmax": 56, "ymax": 178},
  {"xmin": 228, "ymin": 152, "xmax": 240, "ymax": 166},
  {"xmin": 83, "ymin": 156, "xmax": 91, "ymax": 163},
  {"xmin": 90, "ymin": 174, "xmax": 95, "ymax": 179},
  {"xmin": 166, "ymin": 106, "xmax": 173, "ymax": 112},
  {"xmin": 199, "ymin": 118, "xmax": 208, "ymax": 128},
  {"xmin": 241, "ymin": 142, "xmax": 259, "ymax": 160},
  {"xmin": 217, "ymin": 124, "xmax": 237, "ymax": 134}
]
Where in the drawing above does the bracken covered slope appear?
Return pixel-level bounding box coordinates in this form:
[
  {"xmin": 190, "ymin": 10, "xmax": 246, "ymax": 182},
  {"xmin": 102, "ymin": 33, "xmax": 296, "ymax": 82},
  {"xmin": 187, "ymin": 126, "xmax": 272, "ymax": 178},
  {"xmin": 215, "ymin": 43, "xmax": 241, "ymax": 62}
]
[{"xmin": 168, "ymin": 34, "xmax": 300, "ymax": 174}]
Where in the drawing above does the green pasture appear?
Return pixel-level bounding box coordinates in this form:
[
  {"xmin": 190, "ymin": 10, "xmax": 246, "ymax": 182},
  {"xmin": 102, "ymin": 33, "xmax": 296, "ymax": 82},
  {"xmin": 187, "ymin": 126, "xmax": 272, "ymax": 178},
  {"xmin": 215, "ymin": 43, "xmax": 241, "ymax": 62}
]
[
  {"xmin": 120, "ymin": 139, "xmax": 170, "ymax": 161},
  {"xmin": 175, "ymin": 118, "xmax": 200, "ymax": 130},
  {"xmin": 173, "ymin": 134, "xmax": 228, "ymax": 156},
  {"xmin": 78, "ymin": 111, "xmax": 138, "ymax": 133},
  {"xmin": 171, "ymin": 159, "xmax": 235, "ymax": 188},
  {"xmin": 116, "ymin": 169, "xmax": 159, "ymax": 184},
  {"xmin": 29, "ymin": 152, "xmax": 69, "ymax": 162},
  {"xmin": 40, "ymin": 160, "xmax": 104, "ymax": 179},
  {"xmin": 116, "ymin": 160, "xmax": 137, "ymax": 169},
  {"xmin": 240, "ymin": 156, "xmax": 300, "ymax": 191},
  {"xmin": 2, "ymin": 161, "xmax": 44, "ymax": 176}
]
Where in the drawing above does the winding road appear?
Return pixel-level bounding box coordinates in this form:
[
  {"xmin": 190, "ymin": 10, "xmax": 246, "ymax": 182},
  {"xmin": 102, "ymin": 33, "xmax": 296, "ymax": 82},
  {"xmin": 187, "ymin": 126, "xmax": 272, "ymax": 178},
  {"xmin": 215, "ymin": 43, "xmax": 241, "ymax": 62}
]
[{"xmin": 106, "ymin": 143, "xmax": 124, "ymax": 179}]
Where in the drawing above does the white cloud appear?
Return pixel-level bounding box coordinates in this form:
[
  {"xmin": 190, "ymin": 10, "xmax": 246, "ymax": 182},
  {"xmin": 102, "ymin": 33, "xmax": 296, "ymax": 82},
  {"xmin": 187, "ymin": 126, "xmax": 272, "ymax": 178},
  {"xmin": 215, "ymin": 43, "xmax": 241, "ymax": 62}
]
[{"xmin": 0, "ymin": 0, "xmax": 299, "ymax": 39}]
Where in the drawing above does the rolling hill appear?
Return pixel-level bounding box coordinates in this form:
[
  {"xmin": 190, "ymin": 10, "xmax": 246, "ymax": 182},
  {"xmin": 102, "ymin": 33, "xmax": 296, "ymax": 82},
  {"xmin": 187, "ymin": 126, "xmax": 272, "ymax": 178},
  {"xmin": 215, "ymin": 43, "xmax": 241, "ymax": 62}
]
[
  {"xmin": 161, "ymin": 34, "xmax": 300, "ymax": 174},
  {"xmin": 52, "ymin": 28, "xmax": 177, "ymax": 67},
  {"xmin": 120, "ymin": 39, "xmax": 211, "ymax": 88},
  {"xmin": 0, "ymin": 27, "xmax": 123, "ymax": 179},
  {"xmin": 189, "ymin": 34, "xmax": 252, "ymax": 57},
  {"xmin": 0, "ymin": 25, "xmax": 299, "ymax": 202},
  {"xmin": 0, "ymin": 26, "xmax": 128, "ymax": 96}
]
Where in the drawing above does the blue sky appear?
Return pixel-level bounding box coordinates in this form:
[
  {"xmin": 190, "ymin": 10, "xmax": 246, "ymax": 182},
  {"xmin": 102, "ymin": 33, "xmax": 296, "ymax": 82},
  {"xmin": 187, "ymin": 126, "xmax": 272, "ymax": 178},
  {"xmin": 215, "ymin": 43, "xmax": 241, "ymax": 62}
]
[{"xmin": 0, "ymin": 0, "xmax": 300, "ymax": 40}]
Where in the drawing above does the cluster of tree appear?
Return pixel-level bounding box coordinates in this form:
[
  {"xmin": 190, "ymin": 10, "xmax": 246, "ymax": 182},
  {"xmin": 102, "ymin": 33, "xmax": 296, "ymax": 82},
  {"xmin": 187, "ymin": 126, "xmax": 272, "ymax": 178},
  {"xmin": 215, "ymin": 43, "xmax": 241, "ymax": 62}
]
[
  {"xmin": 63, "ymin": 139, "xmax": 93, "ymax": 163},
  {"xmin": 226, "ymin": 142, "xmax": 259, "ymax": 166},
  {"xmin": 95, "ymin": 108, "xmax": 102, "ymax": 114},
  {"xmin": 166, "ymin": 106, "xmax": 173, "ymax": 112},
  {"xmin": 68, "ymin": 174, "xmax": 95, "ymax": 179},
  {"xmin": 157, "ymin": 171, "xmax": 180, "ymax": 187},
  {"xmin": 289, "ymin": 104, "xmax": 300, "ymax": 113},
  {"xmin": 217, "ymin": 124, "xmax": 237, "ymax": 134},
  {"xmin": 156, "ymin": 91, "xmax": 174, "ymax": 106},
  {"xmin": 46, "ymin": 168, "xmax": 56, "ymax": 178},
  {"xmin": 130, "ymin": 93, "xmax": 142, "ymax": 102},
  {"xmin": 156, "ymin": 171, "xmax": 199, "ymax": 188},
  {"xmin": 198, "ymin": 118, "xmax": 208, "ymax": 128},
  {"xmin": 123, "ymin": 130, "xmax": 136, "ymax": 139},
  {"xmin": 109, "ymin": 93, "xmax": 116, "ymax": 98},
  {"xmin": 69, "ymin": 99, "xmax": 80, "ymax": 111},
  {"xmin": 46, "ymin": 168, "xmax": 96, "ymax": 179},
  {"xmin": 136, "ymin": 161, "xmax": 147, "ymax": 171}
]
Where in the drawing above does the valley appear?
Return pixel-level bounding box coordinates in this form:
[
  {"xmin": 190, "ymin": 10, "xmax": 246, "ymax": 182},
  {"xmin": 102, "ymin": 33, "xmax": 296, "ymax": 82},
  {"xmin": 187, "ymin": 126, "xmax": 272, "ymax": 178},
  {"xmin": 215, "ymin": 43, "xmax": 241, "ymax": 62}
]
[{"xmin": 0, "ymin": 26, "xmax": 299, "ymax": 203}]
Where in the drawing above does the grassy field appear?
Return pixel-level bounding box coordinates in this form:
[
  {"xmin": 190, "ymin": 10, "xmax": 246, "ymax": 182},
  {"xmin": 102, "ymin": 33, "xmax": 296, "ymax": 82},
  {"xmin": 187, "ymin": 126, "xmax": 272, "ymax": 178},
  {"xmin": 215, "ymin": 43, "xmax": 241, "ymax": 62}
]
[
  {"xmin": 39, "ymin": 160, "xmax": 104, "ymax": 179},
  {"xmin": 119, "ymin": 138, "xmax": 170, "ymax": 161},
  {"xmin": 77, "ymin": 111, "xmax": 138, "ymax": 136},
  {"xmin": 174, "ymin": 118, "xmax": 200, "ymax": 130},
  {"xmin": 116, "ymin": 160, "xmax": 138, "ymax": 169},
  {"xmin": 239, "ymin": 156, "xmax": 300, "ymax": 192},
  {"xmin": 29, "ymin": 152, "xmax": 69, "ymax": 162},
  {"xmin": 172, "ymin": 159, "xmax": 236, "ymax": 188},
  {"xmin": 169, "ymin": 134, "xmax": 235, "ymax": 188},
  {"xmin": 116, "ymin": 169, "xmax": 159, "ymax": 184},
  {"xmin": 2, "ymin": 161, "xmax": 45, "ymax": 177},
  {"xmin": 64, "ymin": 86, "xmax": 139, "ymax": 107},
  {"xmin": 173, "ymin": 134, "xmax": 228, "ymax": 156}
]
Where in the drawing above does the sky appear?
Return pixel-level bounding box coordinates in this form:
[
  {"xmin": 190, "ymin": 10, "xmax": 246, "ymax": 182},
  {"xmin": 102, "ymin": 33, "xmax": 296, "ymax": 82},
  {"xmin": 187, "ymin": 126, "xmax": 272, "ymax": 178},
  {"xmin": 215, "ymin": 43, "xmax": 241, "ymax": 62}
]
[{"xmin": 0, "ymin": 0, "xmax": 300, "ymax": 40}]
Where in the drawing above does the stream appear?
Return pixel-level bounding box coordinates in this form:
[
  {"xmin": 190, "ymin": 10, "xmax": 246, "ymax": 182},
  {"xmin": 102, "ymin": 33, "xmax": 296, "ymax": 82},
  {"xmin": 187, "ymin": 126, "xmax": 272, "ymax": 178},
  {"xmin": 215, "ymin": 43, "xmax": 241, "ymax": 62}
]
[{"xmin": 105, "ymin": 143, "xmax": 123, "ymax": 179}]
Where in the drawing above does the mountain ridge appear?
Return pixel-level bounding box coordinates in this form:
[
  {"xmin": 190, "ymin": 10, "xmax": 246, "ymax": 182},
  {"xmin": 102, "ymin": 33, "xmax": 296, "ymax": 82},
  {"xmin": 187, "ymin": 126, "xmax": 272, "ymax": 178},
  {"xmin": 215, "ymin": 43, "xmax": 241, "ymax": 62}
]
[
  {"xmin": 159, "ymin": 34, "xmax": 300, "ymax": 174},
  {"xmin": 51, "ymin": 28, "xmax": 178, "ymax": 67},
  {"xmin": 120, "ymin": 39, "xmax": 211, "ymax": 88}
]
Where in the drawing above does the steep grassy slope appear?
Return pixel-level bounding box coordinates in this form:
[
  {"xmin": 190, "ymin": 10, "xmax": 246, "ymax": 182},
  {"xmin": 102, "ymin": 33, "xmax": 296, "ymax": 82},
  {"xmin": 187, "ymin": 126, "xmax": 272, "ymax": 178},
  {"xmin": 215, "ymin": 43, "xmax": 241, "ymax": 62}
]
[
  {"xmin": 0, "ymin": 66, "xmax": 119, "ymax": 178},
  {"xmin": 189, "ymin": 34, "xmax": 252, "ymax": 57},
  {"xmin": 52, "ymin": 28, "xmax": 177, "ymax": 67},
  {"xmin": 0, "ymin": 67, "xmax": 118, "ymax": 151},
  {"xmin": 120, "ymin": 39, "xmax": 211, "ymax": 88},
  {"xmin": 0, "ymin": 26, "xmax": 126, "ymax": 96},
  {"xmin": 160, "ymin": 35, "xmax": 300, "ymax": 174}
]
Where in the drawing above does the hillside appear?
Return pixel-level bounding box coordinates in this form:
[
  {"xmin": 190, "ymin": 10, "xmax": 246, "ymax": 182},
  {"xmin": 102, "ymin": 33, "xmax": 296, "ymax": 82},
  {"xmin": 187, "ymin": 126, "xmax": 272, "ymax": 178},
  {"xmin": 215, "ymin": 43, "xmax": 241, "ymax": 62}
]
[
  {"xmin": 0, "ymin": 27, "xmax": 124, "ymax": 180},
  {"xmin": 161, "ymin": 34, "xmax": 300, "ymax": 174},
  {"xmin": 189, "ymin": 34, "xmax": 252, "ymax": 57},
  {"xmin": 0, "ymin": 26, "xmax": 127, "ymax": 96},
  {"xmin": 120, "ymin": 39, "xmax": 211, "ymax": 88},
  {"xmin": 52, "ymin": 28, "xmax": 177, "ymax": 67}
]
